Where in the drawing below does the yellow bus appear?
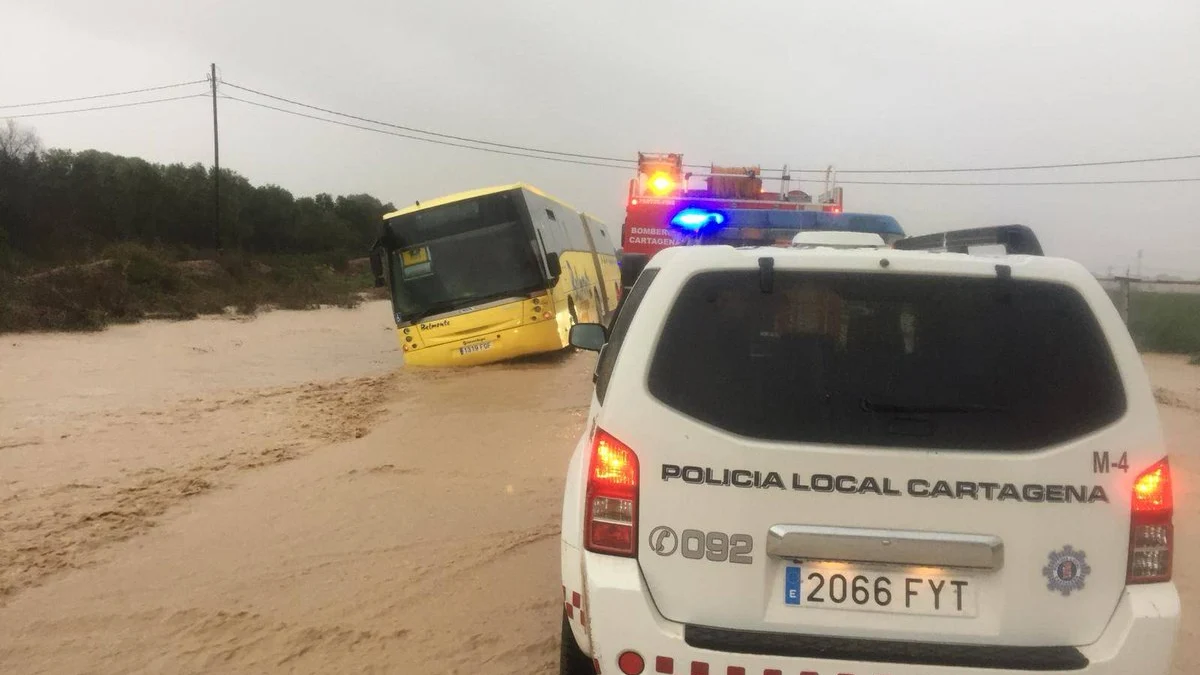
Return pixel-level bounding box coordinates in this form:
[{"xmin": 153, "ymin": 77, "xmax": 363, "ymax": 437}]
[{"xmin": 370, "ymin": 184, "xmax": 621, "ymax": 366}]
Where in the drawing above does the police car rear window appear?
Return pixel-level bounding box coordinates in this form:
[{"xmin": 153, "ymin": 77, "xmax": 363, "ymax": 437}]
[{"xmin": 647, "ymin": 271, "xmax": 1126, "ymax": 450}]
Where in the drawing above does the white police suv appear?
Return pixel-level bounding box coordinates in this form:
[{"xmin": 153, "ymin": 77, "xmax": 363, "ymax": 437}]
[{"xmin": 559, "ymin": 227, "xmax": 1178, "ymax": 675}]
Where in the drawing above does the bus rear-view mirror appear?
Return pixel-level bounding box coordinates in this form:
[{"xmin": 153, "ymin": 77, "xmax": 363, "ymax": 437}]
[
  {"xmin": 545, "ymin": 252, "xmax": 562, "ymax": 279},
  {"xmin": 369, "ymin": 249, "xmax": 385, "ymax": 288},
  {"xmin": 570, "ymin": 323, "xmax": 607, "ymax": 351}
]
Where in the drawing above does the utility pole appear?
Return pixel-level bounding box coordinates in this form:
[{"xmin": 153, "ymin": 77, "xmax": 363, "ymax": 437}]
[
  {"xmin": 210, "ymin": 63, "xmax": 222, "ymax": 251},
  {"xmin": 1114, "ymin": 265, "xmax": 1133, "ymax": 325},
  {"xmin": 1118, "ymin": 275, "xmax": 1131, "ymax": 325}
]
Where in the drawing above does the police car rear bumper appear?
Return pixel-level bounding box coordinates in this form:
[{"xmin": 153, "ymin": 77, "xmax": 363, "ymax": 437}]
[{"xmin": 582, "ymin": 553, "xmax": 1179, "ymax": 675}]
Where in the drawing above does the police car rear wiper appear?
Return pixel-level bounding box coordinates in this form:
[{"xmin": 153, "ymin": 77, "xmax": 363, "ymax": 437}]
[{"xmin": 860, "ymin": 398, "xmax": 1006, "ymax": 414}]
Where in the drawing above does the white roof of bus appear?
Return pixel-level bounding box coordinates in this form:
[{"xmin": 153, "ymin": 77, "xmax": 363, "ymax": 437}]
[{"xmin": 382, "ymin": 183, "xmax": 585, "ymax": 220}]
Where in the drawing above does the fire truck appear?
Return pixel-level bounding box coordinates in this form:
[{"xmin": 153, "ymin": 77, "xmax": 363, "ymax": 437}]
[{"xmin": 618, "ymin": 152, "xmax": 905, "ymax": 293}]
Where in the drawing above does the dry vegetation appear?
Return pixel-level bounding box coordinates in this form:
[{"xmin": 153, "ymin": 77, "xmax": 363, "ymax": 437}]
[{"xmin": 0, "ymin": 243, "xmax": 385, "ymax": 333}]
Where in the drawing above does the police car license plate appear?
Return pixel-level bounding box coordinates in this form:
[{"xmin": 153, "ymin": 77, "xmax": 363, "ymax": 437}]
[
  {"xmin": 784, "ymin": 564, "xmax": 977, "ymax": 617},
  {"xmin": 459, "ymin": 341, "xmax": 492, "ymax": 355}
]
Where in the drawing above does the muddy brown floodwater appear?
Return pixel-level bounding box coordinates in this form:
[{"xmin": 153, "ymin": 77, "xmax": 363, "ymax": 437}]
[{"xmin": 0, "ymin": 301, "xmax": 1196, "ymax": 674}]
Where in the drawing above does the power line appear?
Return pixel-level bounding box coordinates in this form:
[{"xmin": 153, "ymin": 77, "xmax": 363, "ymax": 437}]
[
  {"xmin": 690, "ymin": 172, "xmax": 1200, "ymax": 186},
  {"xmin": 224, "ymin": 79, "xmax": 1200, "ymax": 177},
  {"xmin": 803, "ymin": 153, "xmax": 1200, "ymax": 175},
  {"xmin": 3, "ymin": 94, "xmax": 208, "ymax": 120},
  {"xmin": 222, "ymin": 96, "xmax": 1200, "ymax": 186},
  {"xmin": 222, "ymin": 80, "xmax": 637, "ymax": 165},
  {"xmin": 723, "ymin": 154, "xmax": 1200, "ymax": 174},
  {"xmin": 0, "ymin": 80, "xmax": 208, "ymax": 110},
  {"xmin": 830, "ymin": 177, "xmax": 1200, "ymax": 186},
  {"xmin": 221, "ymin": 95, "xmax": 633, "ymax": 170},
  {"xmin": 7, "ymin": 78, "xmax": 1200, "ymax": 179}
]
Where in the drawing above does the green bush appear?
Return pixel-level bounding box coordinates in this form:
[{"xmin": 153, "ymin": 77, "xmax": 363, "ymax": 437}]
[{"xmin": 1125, "ymin": 292, "xmax": 1200, "ymax": 354}]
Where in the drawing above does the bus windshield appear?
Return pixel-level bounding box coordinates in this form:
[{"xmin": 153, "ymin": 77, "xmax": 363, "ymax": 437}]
[{"xmin": 385, "ymin": 192, "xmax": 544, "ymax": 322}]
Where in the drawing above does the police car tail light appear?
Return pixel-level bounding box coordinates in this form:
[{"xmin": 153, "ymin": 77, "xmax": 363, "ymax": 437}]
[
  {"xmin": 1128, "ymin": 457, "xmax": 1173, "ymax": 584},
  {"xmin": 584, "ymin": 429, "xmax": 639, "ymax": 557}
]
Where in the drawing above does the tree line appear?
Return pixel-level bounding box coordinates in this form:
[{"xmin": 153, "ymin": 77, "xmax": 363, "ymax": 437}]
[{"xmin": 0, "ymin": 120, "xmax": 394, "ymax": 270}]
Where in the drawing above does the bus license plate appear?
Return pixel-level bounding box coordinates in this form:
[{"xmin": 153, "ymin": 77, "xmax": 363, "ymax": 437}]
[
  {"xmin": 459, "ymin": 341, "xmax": 492, "ymax": 355},
  {"xmin": 784, "ymin": 564, "xmax": 977, "ymax": 617}
]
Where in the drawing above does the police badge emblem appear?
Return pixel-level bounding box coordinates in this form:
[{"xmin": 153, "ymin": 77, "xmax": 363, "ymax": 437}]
[{"xmin": 1044, "ymin": 545, "xmax": 1092, "ymax": 596}]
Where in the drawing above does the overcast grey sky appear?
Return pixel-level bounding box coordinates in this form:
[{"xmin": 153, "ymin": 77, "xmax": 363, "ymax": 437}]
[{"xmin": 4, "ymin": 0, "xmax": 1198, "ymax": 276}]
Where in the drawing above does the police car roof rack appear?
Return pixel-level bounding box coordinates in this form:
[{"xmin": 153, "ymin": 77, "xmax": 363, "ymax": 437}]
[{"xmin": 893, "ymin": 225, "xmax": 1043, "ymax": 256}]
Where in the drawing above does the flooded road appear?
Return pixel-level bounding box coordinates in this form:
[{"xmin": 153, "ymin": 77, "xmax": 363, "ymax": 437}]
[{"xmin": 0, "ymin": 303, "xmax": 1196, "ymax": 673}]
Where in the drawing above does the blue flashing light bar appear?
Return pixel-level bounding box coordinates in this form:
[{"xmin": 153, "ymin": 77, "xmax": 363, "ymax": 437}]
[{"xmin": 670, "ymin": 208, "xmax": 726, "ymax": 232}]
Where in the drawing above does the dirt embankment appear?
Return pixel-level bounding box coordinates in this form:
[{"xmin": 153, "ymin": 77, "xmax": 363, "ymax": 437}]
[{"xmin": 1, "ymin": 244, "xmax": 384, "ymax": 333}]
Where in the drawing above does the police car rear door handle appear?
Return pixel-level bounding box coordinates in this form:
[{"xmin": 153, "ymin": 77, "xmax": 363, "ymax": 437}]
[{"xmin": 766, "ymin": 524, "xmax": 1004, "ymax": 570}]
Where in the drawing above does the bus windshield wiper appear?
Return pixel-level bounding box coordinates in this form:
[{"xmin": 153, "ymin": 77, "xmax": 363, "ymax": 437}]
[
  {"xmin": 860, "ymin": 398, "xmax": 1006, "ymax": 414},
  {"xmin": 408, "ymin": 289, "xmax": 525, "ymax": 322},
  {"xmin": 408, "ymin": 298, "xmax": 473, "ymax": 322}
]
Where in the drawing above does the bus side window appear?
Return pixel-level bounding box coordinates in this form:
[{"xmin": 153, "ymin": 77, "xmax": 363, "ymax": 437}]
[{"xmin": 539, "ymin": 202, "xmax": 566, "ymax": 253}]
